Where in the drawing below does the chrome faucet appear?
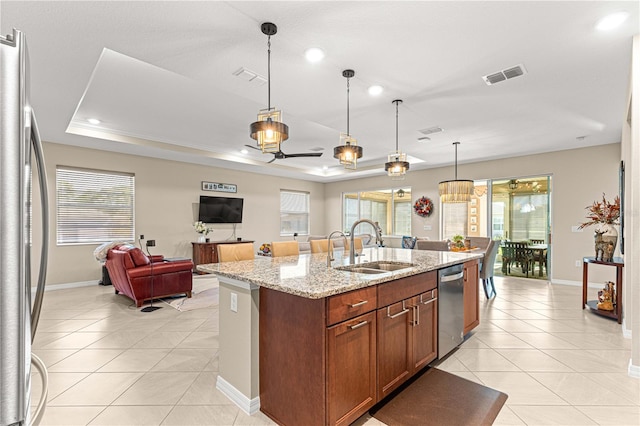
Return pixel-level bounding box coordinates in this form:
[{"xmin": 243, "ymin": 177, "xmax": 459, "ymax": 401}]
[
  {"xmin": 349, "ymin": 219, "xmax": 383, "ymax": 264},
  {"xmin": 326, "ymin": 230, "xmax": 348, "ymax": 267}
]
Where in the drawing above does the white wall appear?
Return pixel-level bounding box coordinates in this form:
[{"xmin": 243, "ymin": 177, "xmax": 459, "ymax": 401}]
[
  {"xmin": 622, "ymin": 34, "xmax": 639, "ymax": 374},
  {"xmin": 33, "ymin": 142, "xmax": 325, "ymax": 285},
  {"xmin": 325, "ymin": 144, "xmax": 621, "ymax": 285}
]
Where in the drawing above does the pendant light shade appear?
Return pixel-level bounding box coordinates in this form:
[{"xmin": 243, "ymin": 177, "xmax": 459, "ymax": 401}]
[
  {"xmin": 438, "ymin": 142, "xmax": 474, "ymax": 203},
  {"xmin": 249, "ymin": 22, "xmax": 289, "ymax": 153},
  {"xmin": 384, "ymin": 99, "xmax": 410, "ymax": 180},
  {"xmin": 333, "ymin": 69, "xmax": 363, "ymax": 169}
]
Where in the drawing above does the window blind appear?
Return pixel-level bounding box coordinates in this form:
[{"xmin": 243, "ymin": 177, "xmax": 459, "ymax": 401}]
[
  {"xmin": 56, "ymin": 167, "xmax": 135, "ymax": 245},
  {"xmin": 280, "ymin": 190, "xmax": 309, "ymax": 236}
]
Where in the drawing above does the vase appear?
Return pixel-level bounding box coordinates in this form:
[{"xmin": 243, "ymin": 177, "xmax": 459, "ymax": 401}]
[
  {"xmin": 594, "ymin": 223, "xmax": 617, "ymax": 261},
  {"xmin": 198, "ymin": 234, "xmax": 206, "ymax": 243}
]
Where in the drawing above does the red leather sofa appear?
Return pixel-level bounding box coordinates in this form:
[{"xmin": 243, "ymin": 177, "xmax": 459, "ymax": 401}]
[{"xmin": 106, "ymin": 244, "xmax": 193, "ymax": 307}]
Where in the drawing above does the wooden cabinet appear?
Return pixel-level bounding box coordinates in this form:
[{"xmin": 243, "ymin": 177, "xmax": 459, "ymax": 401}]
[
  {"xmin": 192, "ymin": 240, "xmax": 253, "ymax": 273},
  {"xmin": 377, "ymin": 274, "xmax": 438, "ymax": 399},
  {"xmin": 463, "ymin": 259, "xmax": 479, "ymax": 335},
  {"xmin": 259, "ymin": 270, "xmax": 439, "ymax": 426},
  {"xmin": 327, "ymin": 311, "xmax": 377, "ymax": 426}
]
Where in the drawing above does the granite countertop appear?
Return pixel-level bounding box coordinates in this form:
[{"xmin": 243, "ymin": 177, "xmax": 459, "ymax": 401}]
[{"xmin": 197, "ymin": 247, "xmax": 483, "ymax": 299}]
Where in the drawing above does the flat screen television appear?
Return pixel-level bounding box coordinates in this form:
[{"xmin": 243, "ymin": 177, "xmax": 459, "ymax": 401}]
[{"xmin": 198, "ymin": 196, "xmax": 244, "ymax": 224}]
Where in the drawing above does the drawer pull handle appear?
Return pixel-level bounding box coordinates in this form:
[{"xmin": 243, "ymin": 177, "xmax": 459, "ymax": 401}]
[
  {"xmin": 349, "ymin": 300, "xmax": 368, "ymax": 308},
  {"xmin": 350, "ymin": 320, "xmax": 368, "ymax": 330},
  {"xmin": 419, "ymin": 293, "xmax": 437, "ymax": 305},
  {"xmin": 387, "ymin": 301, "xmax": 409, "ymax": 319}
]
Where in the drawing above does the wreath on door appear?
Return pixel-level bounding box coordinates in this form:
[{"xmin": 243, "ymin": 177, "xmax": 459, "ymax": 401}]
[{"xmin": 413, "ymin": 196, "xmax": 434, "ymax": 217}]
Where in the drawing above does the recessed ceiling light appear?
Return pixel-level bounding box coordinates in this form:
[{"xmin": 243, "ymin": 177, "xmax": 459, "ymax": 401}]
[
  {"xmin": 322, "ymin": 165, "xmax": 329, "ymax": 170},
  {"xmin": 596, "ymin": 11, "xmax": 629, "ymax": 31},
  {"xmin": 87, "ymin": 118, "xmax": 101, "ymax": 125},
  {"xmin": 368, "ymin": 85, "xmax": 383, "ymax": 96},
  {"xmin": 304, "ymin": 47, "xmax": 325, "ymax": 63},
  {"xmin": 240, "ymin": 149, "xmax": 249, "ymax": 154}
]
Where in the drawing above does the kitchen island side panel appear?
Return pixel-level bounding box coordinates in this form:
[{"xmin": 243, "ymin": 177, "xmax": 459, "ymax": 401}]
[{"xmin": 259, "ymin": 287, "xmax": 327, "ymax": 426}]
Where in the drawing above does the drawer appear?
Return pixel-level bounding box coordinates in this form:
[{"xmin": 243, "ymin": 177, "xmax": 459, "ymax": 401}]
[
  {"xmin": 377, "ymin": 271, "xmax": 437, "ymax": 307},
  {"xmin": 327, "ymin": 286, "xmax": 377, "ymax": 326}
]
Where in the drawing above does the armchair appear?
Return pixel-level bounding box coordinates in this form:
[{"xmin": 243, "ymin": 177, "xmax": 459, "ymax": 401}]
[{"xmin": 106, "ymin": 244, "xmax": 193, "ymax": 307}]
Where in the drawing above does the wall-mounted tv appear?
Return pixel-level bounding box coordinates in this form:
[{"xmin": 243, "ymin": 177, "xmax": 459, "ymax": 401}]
[{"xmin": 198, "ymin": 196, "xmax": 244, "ymax": 224}]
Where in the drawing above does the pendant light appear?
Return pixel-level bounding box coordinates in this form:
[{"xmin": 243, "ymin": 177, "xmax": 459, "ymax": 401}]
[
  {"xmin": 249, "ymin": 22, "xmax": 289, "ymax": 153},
  {"xmin": 438, "ymin": 142, "xmax": 474, "ymax": 203},
  {"xmin": 333, "ymin": 69, "xmax": 363, "ymax": 169},
  {"xmin": 384, "ymin": 99, "xmax": 410, "ymax": 180}
]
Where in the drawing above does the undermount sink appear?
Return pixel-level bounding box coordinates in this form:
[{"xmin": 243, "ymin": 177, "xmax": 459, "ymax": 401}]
[{"xmin": 336, "ymin": 261, "xmax": 414, "ymax": 274}]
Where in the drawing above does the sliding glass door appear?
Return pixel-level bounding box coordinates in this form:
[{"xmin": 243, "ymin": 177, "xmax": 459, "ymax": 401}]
[{"xmin": 492, "ymin": 176, "xmax": 551, "ymax": 279}]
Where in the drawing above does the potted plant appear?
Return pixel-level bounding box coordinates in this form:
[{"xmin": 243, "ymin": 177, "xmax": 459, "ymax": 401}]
[
  {"xmin": 578, "ymin": 193, "xmax": 620, "ymax": 259},
  {"xmin": 193, "ymin": 221, "xmax": 213, "ymax": 242}
]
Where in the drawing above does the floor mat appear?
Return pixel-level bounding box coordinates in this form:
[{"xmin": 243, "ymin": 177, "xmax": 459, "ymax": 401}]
[{"xmin": 370, "ymin": 368, "xmax": 508, "ymax": 426}]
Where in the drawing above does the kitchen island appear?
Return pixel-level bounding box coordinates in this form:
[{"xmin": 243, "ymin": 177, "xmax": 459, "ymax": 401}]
[{"xmin": 198, "ymin": 247, "xmax": 482, "ymax": 426}]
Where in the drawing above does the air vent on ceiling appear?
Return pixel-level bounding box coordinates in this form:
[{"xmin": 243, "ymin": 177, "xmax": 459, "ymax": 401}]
[
  {"xmin": 418, "ymin": 126, "xmax": 443, "ymax": 136},
  {"xmin": 233, "ymin": 67, "xmax": 267, "ymax": 86},
  {"xmin": 482, "ymin": 64, "xmax": 527, "ymax": 85}
]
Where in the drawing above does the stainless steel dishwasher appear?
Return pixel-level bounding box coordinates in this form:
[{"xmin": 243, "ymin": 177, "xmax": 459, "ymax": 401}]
[{"xmin": 438, "ymin": 264, "xmax": 465, "ymax": 358}]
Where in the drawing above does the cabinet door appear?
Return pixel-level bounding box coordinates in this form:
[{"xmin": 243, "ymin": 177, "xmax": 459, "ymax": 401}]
[
  {"xmin": 409, "ymin": 290, "xmax": 438, "ymax": 372},
  {"xmin": 463, "ymin": 260, "xmax": 479, "ymax": 335},
  {"xmin": 376, "ymin": 300, "xmax": 411, "ymax": 399},
  {"xmin": 327, "ymin": 311, "xmax": 376, "ymax": 426}
]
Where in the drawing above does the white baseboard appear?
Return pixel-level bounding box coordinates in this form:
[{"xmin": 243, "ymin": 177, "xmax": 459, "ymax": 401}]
[
  {"xmin": 32, "ymin": 280, "xmax": 98, "ymax": 294},
  {"xmin": 216, "ymin": 375, "xmax": 260, "ymax": 415},
  {"xmin": 622, "ymin": 318, "xmax": 632, "ymax": 339},
  {"xmin": 551, "ymin": 279, "xmax": 603, "ymax": 289},
  {"xmin": 628, "ymin": 359, "xmax": 640, "ymax": 378}
]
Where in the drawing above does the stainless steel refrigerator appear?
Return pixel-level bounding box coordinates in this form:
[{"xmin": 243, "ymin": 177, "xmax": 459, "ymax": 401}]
[{"xmin": 1, "ymin": 28, "xmax": 50, "ymax": 426}]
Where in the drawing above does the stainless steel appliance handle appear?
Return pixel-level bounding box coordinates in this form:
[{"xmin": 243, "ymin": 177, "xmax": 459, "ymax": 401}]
[
  {"xmin": 30, "ymin": 110, "xmax": 49, "ymax": 341},
  {"xmin": 440, "ymin": 271, "xmax": 464, "ymax": 282}
]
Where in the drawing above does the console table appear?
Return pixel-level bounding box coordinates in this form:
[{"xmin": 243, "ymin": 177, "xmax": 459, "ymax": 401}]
[
  {"xmin": 192, "ymin": 240, "xmax": 254, "ymax": 273},
  {"xmin": 582, "ymin": 256, "xmax": 623, "ymax": 324}
]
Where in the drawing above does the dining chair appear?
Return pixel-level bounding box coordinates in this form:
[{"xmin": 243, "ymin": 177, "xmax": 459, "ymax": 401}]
[
  {"xmin": 401, "ymin": 236, "xmax": 417, "ymax": 249},
  {"xmin": 468, "ymin": 237, "xmax": 490, "ymax": 251},
  {"xmin": 530, "ymin": 239, "xmax": 545, "ymax": 244},
  {"xmin": 500, "ymin": 241, "xmax": 534, "ymax": 276},
  {"xmin": 344, "ymin": 237, "xmax": 364, "ymax": 252},
  {"xmin": 415, "ymin": 240, "xmax": 450, "ymax": 251},
  {"xmin": 270, "ymin": 241, "xmax": 300, "ymax": 257},
  {"xmin": 310, "ymin": 239, "xmax": 333, "ymax": 253},
  {"xmin": 217, "ymin": 243, "xmax": 255, "ymax": 262},
  {"xmin": 480, "ymin": 240, "xmax": 499, "ymax": 299}
]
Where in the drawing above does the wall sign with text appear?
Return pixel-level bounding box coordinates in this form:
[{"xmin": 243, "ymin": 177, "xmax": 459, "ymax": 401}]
[{"xmin": 202, "ymin": 181, "xmax": 237, "ymax": 193}]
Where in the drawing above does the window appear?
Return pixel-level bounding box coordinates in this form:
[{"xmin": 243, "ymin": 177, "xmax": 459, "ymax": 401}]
[
  {"xmin": 342, "ymin": 188, "xmax": 411, "ymax": 236},
  {"xmin": 280, "ymin": 190, "xmax": 309, "ymax": 236},
  {"xmin": 441, "ymin": 202, "xmax": 468, "ymax": 240},
  {"xmin": 56, "ymin": 167, "xmax": 135, "ymax": 245}
]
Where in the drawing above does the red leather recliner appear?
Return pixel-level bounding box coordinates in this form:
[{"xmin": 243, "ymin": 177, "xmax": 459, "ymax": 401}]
[{"xmin": 106, "ymin": 244, "xmax": 193, "ymax": 307}]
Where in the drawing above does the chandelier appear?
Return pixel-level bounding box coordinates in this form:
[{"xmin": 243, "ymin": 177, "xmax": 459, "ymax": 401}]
[
  {"xmin": 249, "ymin": 22, "xmax": 289, "ymax": 153},
  {"xmin": 333, "ymin": 69, "xmax": 363, "ymax": 169},
  {"xmin": 438, "ymin": 142, "xmax": 474, "ymax": 203},
  {"xmin": 384, "ymin": 100, "xmax": 410, "ymax": 180}
]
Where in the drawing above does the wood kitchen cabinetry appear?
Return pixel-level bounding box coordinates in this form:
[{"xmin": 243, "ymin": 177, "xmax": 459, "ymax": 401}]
[
  {"xmin": 463, "ymin": 259, "xmax": 479, "ymax": 335},
  {"xmin": 376, "ymin": 272, "xmax": 438, "ymax": 399},
  {"xmin": 259, "ymin": 271, "xmax": 438, "ymax": 426},
  {"xmin": 191, "ymin": 240, "xmax": 253, "ymax": 273}
]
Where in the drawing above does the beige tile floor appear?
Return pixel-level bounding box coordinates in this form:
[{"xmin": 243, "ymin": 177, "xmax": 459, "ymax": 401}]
[{"xmin": 30, "ymin": 275, "xmax": 638, "ymax": 425}]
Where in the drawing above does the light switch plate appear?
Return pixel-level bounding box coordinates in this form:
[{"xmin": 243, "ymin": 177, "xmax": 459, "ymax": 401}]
[{"xmin": 230, "ymin": 292, "xmax": 238, "ymax": 312}]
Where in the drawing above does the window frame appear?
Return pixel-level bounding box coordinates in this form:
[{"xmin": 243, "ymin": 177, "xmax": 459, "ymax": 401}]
[
  {"xmin": 279, "ymin": 189, "xmax": 310, "ymax": 237},
  {"xmin": 56, "ymin": 166, "xmax": 135, "ymax": 246}
]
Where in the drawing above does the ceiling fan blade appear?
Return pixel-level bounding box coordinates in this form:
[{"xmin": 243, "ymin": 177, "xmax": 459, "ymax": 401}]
[
  {"xmin": 267, "ymin": 157, "xmax": 277, "ymax": 164},
  {"xmin": 244, "ymin": 144, "xmax": 261, "ymax": 151},
  {"xmin": 282, "ymin": 152, "xmax": 324, "ymax": 158}
]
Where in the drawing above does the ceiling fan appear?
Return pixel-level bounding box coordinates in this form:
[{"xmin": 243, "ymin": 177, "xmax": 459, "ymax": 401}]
[{"xmin": 244, "ymin": 145, "xmax": 323, "ymax": 163}]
